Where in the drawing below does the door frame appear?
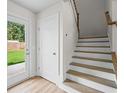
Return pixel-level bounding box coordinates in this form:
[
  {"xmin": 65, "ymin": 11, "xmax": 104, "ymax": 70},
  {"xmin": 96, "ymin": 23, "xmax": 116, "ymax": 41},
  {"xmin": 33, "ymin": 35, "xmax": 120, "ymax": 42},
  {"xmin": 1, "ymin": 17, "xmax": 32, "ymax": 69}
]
[{"xmin": 7, "ymin": 14, "xmax": 30, "ymax": 88}]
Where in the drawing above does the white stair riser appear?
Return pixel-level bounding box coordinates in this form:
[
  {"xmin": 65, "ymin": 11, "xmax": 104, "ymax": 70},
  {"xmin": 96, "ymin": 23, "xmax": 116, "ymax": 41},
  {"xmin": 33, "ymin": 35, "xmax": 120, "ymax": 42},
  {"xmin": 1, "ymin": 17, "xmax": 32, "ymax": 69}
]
[
  {"xmin": 77, "ymin": 42, "xmax": 110, "ymax": 46},
  {"xmin": 75, "ymin": 47, "xmax": 111, "ymax": 52},
  {"xmin": 72, "ymin": 58, "xmax": 113, "ymax": 69},
  {"xmin": 67, "ymin": 74, "xmax": 117, "ymax": 93},
  {"xmin": 74, "ymin": 52, "xmax": 112, "ymax": 60},
  {"xmin": 70, "ymin": 65, "xmax": 116, "ymax": 81},
  {"xmin": 78, "ymin": 38, "xmax": 109, "ymax": 41}
]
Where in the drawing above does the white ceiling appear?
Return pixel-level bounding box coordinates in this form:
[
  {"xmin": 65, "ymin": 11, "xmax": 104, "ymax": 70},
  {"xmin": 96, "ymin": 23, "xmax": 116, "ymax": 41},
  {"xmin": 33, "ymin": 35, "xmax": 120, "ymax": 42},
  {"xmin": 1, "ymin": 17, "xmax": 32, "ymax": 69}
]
[{"xmin": 10, "ymin": 0, "xmax": 60, "ymax": 13}]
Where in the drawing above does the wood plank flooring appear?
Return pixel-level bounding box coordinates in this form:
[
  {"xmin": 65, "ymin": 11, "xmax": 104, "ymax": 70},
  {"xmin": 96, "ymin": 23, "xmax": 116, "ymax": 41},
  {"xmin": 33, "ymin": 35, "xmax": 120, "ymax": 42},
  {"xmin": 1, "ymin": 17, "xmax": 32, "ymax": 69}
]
[{"xmin": 8, "ymin": 77, "xmax": 66, "ymax": 93}]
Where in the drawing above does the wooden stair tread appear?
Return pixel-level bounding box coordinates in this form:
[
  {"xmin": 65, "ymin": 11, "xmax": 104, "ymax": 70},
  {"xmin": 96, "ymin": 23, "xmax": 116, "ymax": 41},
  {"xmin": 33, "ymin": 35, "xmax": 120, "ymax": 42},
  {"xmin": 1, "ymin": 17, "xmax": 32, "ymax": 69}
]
[
  {"xmin": 79, "ymin": 36, "xmax": 108, "ymax": 39},
  {"xmin": 76, "ymin": 46, "xmax": 110, "ymax": 48},
  {"xmin": 74, "ymin": 50, "xmax": 112, "ymax": 54},
  {"xmin": 71, "ymin": 62, "xmax": 114, "ymax": 73},
  {"xmin": 72, "ymin": 56, "xmax": 112, "ymax": 63},
  {"xmin": 67, "ymin": 70, "xmax": 117, "ymax": 88},
  {"xmin": 64, "ymin": 79, "xmax": 103, "ymax": 93},
  {"xmin": 78, "ymin": 41, "xmax": 109, "ymax": 43}
]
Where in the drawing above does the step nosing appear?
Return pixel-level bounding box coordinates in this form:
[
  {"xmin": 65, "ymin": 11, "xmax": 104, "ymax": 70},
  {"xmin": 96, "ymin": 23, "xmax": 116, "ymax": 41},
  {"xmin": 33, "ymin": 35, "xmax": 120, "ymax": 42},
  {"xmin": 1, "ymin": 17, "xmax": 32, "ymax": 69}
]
[
  {"xmin": 70, "ymin": 62, "xmax": 114, "ymax": 73},
  {"xmin": 76, "ymin": 46, "xmax": 110, "ymax": 48},
  {"xmin": 64, "ymin": 79, "xmax": 104, "ymax": 93},
  {"xmin": 79, "ymin": 36, "xmax": 108, "ymax": 39},
  {"xmin": 78, "ymin": 41, "xmax": 109, "ymax": 43},
  {"xmin": 74, "ymin": 50, "xmax": 112, "ymax": 54},
  {"xmin": 72, "ymin": 56, "xmax": 112, "ymax": 63},
  {"xmin": 67, "ymin": 70, "xmax": 116, "ymax": 88}
]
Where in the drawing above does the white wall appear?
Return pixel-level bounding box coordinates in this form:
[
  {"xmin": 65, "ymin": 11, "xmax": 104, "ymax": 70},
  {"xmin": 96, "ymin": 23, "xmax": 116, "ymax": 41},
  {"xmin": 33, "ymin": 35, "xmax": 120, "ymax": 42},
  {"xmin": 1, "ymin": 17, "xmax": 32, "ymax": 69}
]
[
  {"xmin": 8, "ymin": 0, "xmax": 36, "ymax": 77},
  {"xmin": 77, "ymin": 0, "xmax": 107, "ymax": 36},
  {"xmin": 62, "ymin": 1, "xmax": 78, "ymax": 80}
]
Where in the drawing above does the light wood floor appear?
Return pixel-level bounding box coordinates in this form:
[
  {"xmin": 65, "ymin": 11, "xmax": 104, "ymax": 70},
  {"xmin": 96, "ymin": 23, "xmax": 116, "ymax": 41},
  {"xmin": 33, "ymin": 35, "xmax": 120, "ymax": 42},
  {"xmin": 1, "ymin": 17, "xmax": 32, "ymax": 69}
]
[{"xmin": 8, "ymin": 77, "xmax": 66, "ymax": 93}]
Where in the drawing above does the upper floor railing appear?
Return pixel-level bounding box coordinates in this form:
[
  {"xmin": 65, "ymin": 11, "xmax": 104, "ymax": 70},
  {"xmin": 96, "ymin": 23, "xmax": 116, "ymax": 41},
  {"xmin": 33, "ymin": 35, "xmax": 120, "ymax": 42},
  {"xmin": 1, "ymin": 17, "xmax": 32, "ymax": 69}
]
[
  {"xmin": 105, "ymin": 11, "xmax": 117, "ymax": 26},
  {"xmin": 105, "ymin": 11, "xmax": 117, "ymax": 76}
]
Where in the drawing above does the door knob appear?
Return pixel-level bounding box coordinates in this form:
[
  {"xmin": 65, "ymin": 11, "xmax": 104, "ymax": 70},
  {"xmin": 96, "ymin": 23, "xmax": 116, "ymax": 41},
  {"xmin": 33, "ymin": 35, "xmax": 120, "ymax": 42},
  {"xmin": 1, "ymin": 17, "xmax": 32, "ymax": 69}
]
[{"xmin": 53, "ymin": 52, "xmax": 56, "ymax": 55}]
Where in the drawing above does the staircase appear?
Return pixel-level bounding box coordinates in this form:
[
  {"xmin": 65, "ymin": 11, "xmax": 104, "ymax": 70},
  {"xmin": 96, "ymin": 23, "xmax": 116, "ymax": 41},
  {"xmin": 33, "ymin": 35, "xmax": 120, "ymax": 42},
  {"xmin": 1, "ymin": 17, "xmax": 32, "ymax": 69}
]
[{"xmin": 64, "ymin": 36, "xmax": 117, "ymax": 93}]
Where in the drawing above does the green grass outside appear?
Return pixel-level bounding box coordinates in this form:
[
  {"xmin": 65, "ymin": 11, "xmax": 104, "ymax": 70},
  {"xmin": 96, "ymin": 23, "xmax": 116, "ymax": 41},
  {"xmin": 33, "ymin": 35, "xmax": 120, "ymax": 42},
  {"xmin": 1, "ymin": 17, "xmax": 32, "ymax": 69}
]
[{"xmin": 8, "ymin": 50, "xmax": 25, "ymax": 66}]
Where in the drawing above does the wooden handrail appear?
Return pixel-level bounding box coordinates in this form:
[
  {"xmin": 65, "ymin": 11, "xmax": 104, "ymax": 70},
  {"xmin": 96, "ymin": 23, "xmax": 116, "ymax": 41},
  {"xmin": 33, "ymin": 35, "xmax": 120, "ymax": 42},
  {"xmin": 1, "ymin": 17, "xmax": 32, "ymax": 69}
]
[
  {"xmin": 105, "ymin": 11, "xmax": 117, "ymax": 26},
  {"xmin": 72, "ymin": 0, "xmax": 78, "ymax": 16},
  {"xmin": 112, "ymin": 52, "xmax": 117, "ymax": 76},
  {"xmin": 70, "ymin": 0, "xmax": 80, "ymax": 35},
  {"xmin": 105, "ymin": 11, "xmax": 117, "ymax": 76},
  {"xmin": 77, "ymin": 13, "xmax": 80, "ymax": 34}
]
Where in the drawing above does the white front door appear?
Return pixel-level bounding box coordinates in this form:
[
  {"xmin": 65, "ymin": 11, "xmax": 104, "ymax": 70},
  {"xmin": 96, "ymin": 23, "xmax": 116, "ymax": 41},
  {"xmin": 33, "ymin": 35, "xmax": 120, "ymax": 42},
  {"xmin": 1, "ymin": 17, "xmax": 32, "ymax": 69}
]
[{"xmin": 39, "ymin": 14, "xmax": 59, "ymax": 84}]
